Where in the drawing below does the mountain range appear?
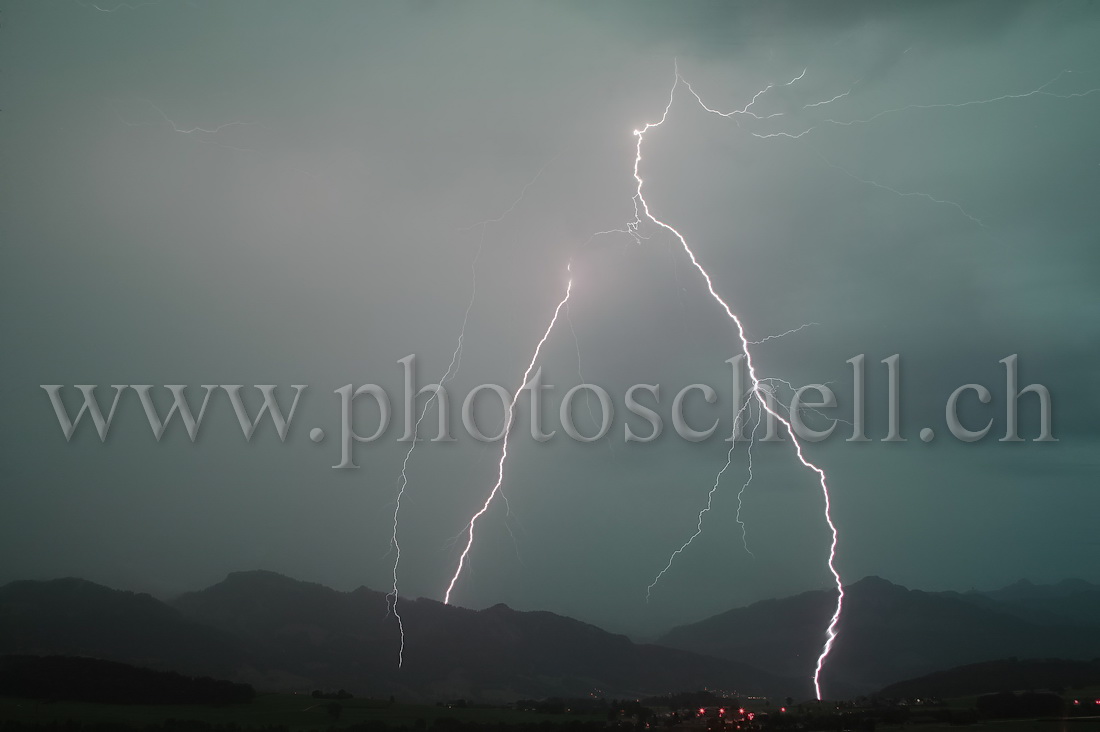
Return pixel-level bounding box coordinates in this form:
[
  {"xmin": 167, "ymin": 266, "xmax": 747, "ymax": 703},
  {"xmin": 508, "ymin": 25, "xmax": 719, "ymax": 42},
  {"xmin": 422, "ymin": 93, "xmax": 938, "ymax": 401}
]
[
  {"xmin": 1, "ymin": 571, "xmax": 1097, "ymax": 701},
  {"xmin": 0, "ymin": 571, "xmax": 790, "ymax": 701},
  {"xmin": 658, "ymin": 575, "xmax": 1100, "ymax": 697},
  {"xmin": 877, "ymin": 657, "xmax": 1100, "ymax": 699}
]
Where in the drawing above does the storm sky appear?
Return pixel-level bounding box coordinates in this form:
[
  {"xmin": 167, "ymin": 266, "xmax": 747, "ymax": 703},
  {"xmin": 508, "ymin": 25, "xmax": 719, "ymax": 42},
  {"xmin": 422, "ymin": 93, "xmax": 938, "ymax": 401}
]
[{"xmin": 1, "ymin": 0, "xmax": 1098, "ymax": 637}]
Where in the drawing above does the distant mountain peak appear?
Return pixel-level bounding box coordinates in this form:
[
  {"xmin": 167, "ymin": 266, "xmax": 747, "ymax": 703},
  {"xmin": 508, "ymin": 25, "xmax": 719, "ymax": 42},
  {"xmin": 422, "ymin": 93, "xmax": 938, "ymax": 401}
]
[
  {"xmin": 853, "ymin": 575, "xmax": 901, "ymax": 589},
  {"xmin": 221, "ymin": 569, "xmax": 307, "ymax": 586},
  {"xmin": 4, "ymin": 576, "xmax": 114, "ymax": 593},
  {"xmin": 207, "ymin": 571, "xmax": 348, "ymax": 597}
]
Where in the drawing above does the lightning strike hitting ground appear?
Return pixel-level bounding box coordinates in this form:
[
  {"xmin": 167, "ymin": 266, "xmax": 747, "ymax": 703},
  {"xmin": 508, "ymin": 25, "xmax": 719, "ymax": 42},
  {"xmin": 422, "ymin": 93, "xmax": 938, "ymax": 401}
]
[
  {"xmin": 637, "ymin": 62, "xmax": 1099, "ymax": 685},
  {"xmin": 385, "ymin": 309, "xmax": 469, "ymax": 668},
  {"xmin": 629, "ymin": 64, "xmax": 844, "ymax": 700},
  {"xmin": 442, "ymin": 272, "xmax": 574, "ymax": 606},
  {"xmin": 387, "ymin": 163, "xmax": 555, "ymax": 665}
]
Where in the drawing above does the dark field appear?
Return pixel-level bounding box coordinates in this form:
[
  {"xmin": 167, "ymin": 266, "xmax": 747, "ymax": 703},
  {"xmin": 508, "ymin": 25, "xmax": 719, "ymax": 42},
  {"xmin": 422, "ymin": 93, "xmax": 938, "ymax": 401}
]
[{"xmin": 0, "ymin": 694, "xmax": 605, "ymax": 731}]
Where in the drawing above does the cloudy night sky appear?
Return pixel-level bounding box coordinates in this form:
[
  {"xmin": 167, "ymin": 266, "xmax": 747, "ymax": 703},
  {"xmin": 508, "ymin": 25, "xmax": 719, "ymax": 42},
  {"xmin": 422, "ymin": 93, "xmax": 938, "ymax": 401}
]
[{"xmin": 1, "ymin": 0, "xmax": 1097, "ymax": 638}]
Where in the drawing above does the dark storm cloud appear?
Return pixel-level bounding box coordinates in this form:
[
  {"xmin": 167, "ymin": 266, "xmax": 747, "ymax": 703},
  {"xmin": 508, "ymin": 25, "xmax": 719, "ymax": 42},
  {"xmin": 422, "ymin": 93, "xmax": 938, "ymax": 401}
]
[{"xmin": 576, "ymin": 0, "xmax": 1034, "ymax": 47}]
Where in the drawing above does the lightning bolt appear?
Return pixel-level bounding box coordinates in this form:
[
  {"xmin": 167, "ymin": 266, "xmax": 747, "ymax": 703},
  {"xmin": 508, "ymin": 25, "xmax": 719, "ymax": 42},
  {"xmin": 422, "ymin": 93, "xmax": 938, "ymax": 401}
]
[
  {"xmin": 115, "ymin": 100, "xmax": 325, "ymax": 179},
  {"xmin": 752, "ymin": 69, "xmax": 1100, "ymax": 139},
  {"xmin": 816, "ymin": 156, "xmax": 987, "ymax": 229},
  {"xmin": 628, "ymin": 63, "xmax": 844, "ymax": 700},
  {"xmin": 636, "ymin": 59, "xmax": 1097, "ymax": 668},
  {"xmin": 747, "ymin": 322, "xmax": 820, "ymax": 345},
  {"xmin": 802, "ymin": 81, "xmax": 860, "ymax": 110},
  {"xmin": 139, "ymin": 101, "xmax": 258, "ymax": 136},
  {"xmin": 385, "ymin": 303, "xmax": 470, "ymax": 668},
  {"xmin": 760, "ymin": 376, "xmax": 855, "ymax": 431},
  {"xmin": 386, "ymin": 162, "xmax": 553, "ymax": 665},
  {"xmin": 113, "ymin": 109, "xmax": 259, "ymax": 155},
  {"xmin": 442, "ymin": 270, "xmax": 573, "ymax": 606},
  {"xmin": 734, "ymin": 404, "xmax": 762, "ymax": 558},
  {"xmin": 457, "ymin": 159, "xmax": 554, "ymax": 232},
  {"xmin": 645, "ymin": 397, "xmax": 758, "ymax": 602}
]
